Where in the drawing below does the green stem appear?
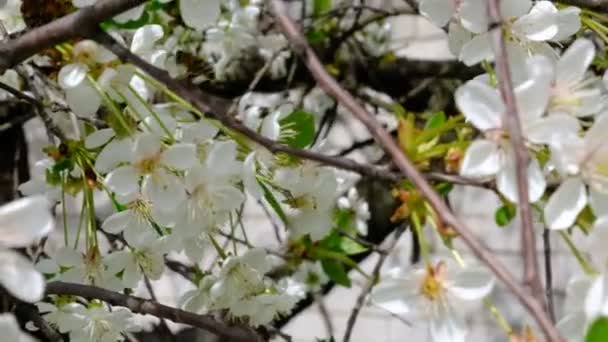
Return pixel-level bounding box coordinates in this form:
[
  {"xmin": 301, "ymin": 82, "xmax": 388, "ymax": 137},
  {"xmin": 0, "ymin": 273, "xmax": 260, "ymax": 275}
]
[
  {"xmin": 412, "ymin": 211, "xmax": 431, "ymax": 264},
  {"xmin": 559, "ymin": 230, "xmax": 599, "ymax": 275},
  {"xmin": 127, "ymin": 84, "xmax": 175, "ymax": 142},
  {"xmin": 87, "ymin": 76, "xmax": 133, "ymax": 136}
]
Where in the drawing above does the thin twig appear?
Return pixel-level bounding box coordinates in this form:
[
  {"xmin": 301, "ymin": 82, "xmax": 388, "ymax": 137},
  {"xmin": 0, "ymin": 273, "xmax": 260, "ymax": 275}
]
[
  {"xmin": 315, "ymin": 293, "xmax": 335, "ymax": 338},
  {"xmin": 543, "ymin": 229, "xmax": 556, "ymax": 323},
  {"xmin": 487, "ymin": 0, "xmax": 548, "ymax": 314},
  {"xmin": 343, "ymin": 226, "xmax": 404, "ymax": 342},
  {"xmin": 46, "ymin": 281, "xmax": 264, "ymax": 342},
  {"xmin": 269, "ymin": 1, "xmax": 561, "ymax": 340}
]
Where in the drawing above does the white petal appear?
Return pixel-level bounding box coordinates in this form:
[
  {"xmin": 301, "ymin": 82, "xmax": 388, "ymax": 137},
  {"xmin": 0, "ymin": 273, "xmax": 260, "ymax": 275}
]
[
  {"xmin": 133, "ymin": 133, "xmax": 162, "ymax": 163},
  {"xmin": 58, "ymin": 63, "xmax": 88, "ymax": 89},
  {"xmin": 429, "ymin": 309, "xmax": 467, "ymax": 342},
  {"xmin": 114, "ymin": 4, "xmax": 146, "ymax": 24},
  {"xmin": 496, "ymin": 155, "xmax": 546, "ymax": 203},
  {"xmin": 420, "ymin": 0, "xmax": 455, "ymax": 27},
  {"xmin": 590, "ymin": 189, "xmax": 608, "ymax": 218},
  {"xmin": 95, "ymin": 138, "xmax": 133, "ymax": 173},
  {"xmin": 131, "ymin": 24, "xmax": 164, "ymax": 54},
  {"xmin": 556, "ymin": 313, "xmax": 587, "ymax": 342},
  {"xmin": 102, "ymin": 210, "xmax": 132, "ymax": 234},
  {"xmin": 500, "ymin": 0, "xmax": 532, "ymax": 18},
  {"xmin": 552, "ymin": 7, "xmax": 582, "ymax": 41},
  {"xmin": 180, "ymin": 0, "xmax": 221, "ymax": 31},
  {"xmin": 105, "ymin": 165, "xmax": 139, "ymax": 197},
  {"xmin": 370, "ymin": 282, "xmax": 412, "ymax": 314},
  {"xmin": 180, "ymin": 120, "xmax": 218, "ymax": 143},
  {"xmin": 459, "ymin": 0, "xmax": 488, "ymax": 34},
  {"xmin": 0, "ymin": 250, "xmax": 45, "ymax": 302},
  {"xmin": 516, "ymin": 82, "xmax": 549, "ymax": 124},
  {"xmin": 85, "ymin": 128, "xmax": 115, "ymax": 149},
  {"xmin": 459, "ymin": 33, "xmax": 495, "ymax": 66},
  {"xmin": 585, "ymin": 274, "xmax": 608, "ymax": 318},
  {"xmin": 513, "ymin": 1, "xmax": 558, "ymax": 42},
  {"xmin": 557, "ymin": 38, "xmax": 595, "ymax": 85},
  {"xmin": 545, "ymin": 178, "xmax": 587, "ymax": 230},
  {"xmin": 161, "ymin": 143, "xmax": 197, "ymax": 170},
  {"xmin": 0, "ymin": 196, "xmax": 53, "ymax": 247},
  {"xmin": 65, "ymin": 81, "xmax": 101, "ymax": 118},
  {"xmin": 448, "ymin": 267, "xmax": 495, "ymax": 300},
  {"xmin": 525, "ymin": 114, "xmax": 580, "ymax": 145},
  {"xmin": 142, "ymin": 171, "xmax": 185, "ymax": 210},
  {"xmin": 455, "ymin": 80, "xmax": 503, "ymax": 131},
  {"xmin": 243, "ymin": 153, "xmax": 262, "ymax": 200},
  {"xmin": 460, "ymin": 139, "xmax": 501, "ymax": 178},
  {"xmin": 0, "ymin": 313, "xmax": 31, "ymax": 342},
  {"xmin": 447, "ymin": 22, "xmax": 472, "ymax": 58}
]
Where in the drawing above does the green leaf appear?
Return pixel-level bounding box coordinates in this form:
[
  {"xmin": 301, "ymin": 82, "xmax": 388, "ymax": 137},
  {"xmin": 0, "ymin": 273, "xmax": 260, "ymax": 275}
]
[
  {"xmin": 340, "ymin": 237, "xmax": 368, "ymax": 255},
  {"xmin": 321, "ymin": 259, "xmax": 351, "ymax": 287},
  {"xmin": 306, "ymin": 30, "xmax": 328, "ymax": 44},
  {"xmin": 313, "ymin": 0, "xmax": 332, "ymax": 16},
  {"xmin": 280, "ymin": 110, "xmax": 316, "ymax": 148},
  {"xmin": 495, "ymin": 205, "xmax": 516, "ymax": 227},
  {"xmin": 424, "ymin": 111, "xmax": 446, "ymax": 130},
  {"xmin": 586, "ymin": 317, "xmax": 608, "ymax": 342},
  {"xmin": 260, "ymin": 182, "xmax": 288, "ymax": 225}
]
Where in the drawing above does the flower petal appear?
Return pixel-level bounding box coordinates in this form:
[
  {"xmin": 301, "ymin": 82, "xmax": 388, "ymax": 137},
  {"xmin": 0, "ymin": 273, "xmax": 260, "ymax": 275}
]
[
  {"xmin": 371, "ymin": 282, "xmax": 412, "ymax": 314},
  {"xmin": 448, "ymin": 267, "xmax": 495, "ymax": 300},
  {"xmin": 544, "ymin": 178, "xmax": 587, "ymax": 230},
  {"xmin": 557, "ymin": 38, "xmax": 595, "ymax": 85},
  {"xmin": 459, "ymin": 32, "xmax": 495, "ymax": 66},
  {"xmin": 85, "ymin": 128, "xmax": 115, "ymax": 149},
  {"xmin": 455, "ymin": 80, "xmax": 503, "ymax": 130},
  {"xmin": 496, "ymin": 155, "xmax": 546, "ymax": 203},
  {"xmin": 58, "ymin": 63, "xmax": 88, "ymax": 89},
  {"xmin": 105, "ymin": 165, "xmax": 139, "ymax": 197},
  {"xmin": 429, "ymin": 309, "xmax": 467, "ymax": 342},
  {"xmin": 243, "ymin": 153, "xmax": 262, "ymax": 200},
  {"xmin": 161, "ymin": 143, "xmax": 197, "ymax": 170},
  {"xmin": 0, "ymin": 250, "xmax": 45, "ymax": 302},
  {"xmin": 513, "ymin": 1, "xmax": 558, "ymax": 42},
  {"xmin": 460, "ymin": 139, "xmax": 501, "ymax": 178},
  {"xmin": 180, "ymin": 0, "xmax": 221, "ymax": 31},
  {"xmin": 553, "ymin": 7, "xmax": 581, "ymax": 41},
  {"xmin": 420, "ymin": 0, "xmax": 455, "ymax": 27},
  {"xmin": 0, "ymin": 196, "xmax": 53, "ymax": 247}
]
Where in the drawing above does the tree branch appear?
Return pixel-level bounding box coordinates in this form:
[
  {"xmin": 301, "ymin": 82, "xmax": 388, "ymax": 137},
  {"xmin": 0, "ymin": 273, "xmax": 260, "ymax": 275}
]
[
  {"xmin": 0, "ymin": 0, "xmax": 145, "ymax": 72},
  {"xmin": 268, "ymin": 0, "xmax": 561, "ymax": 340},
  {"xmin": 45, "ymin": 281, "xmax": 265, "ymax": 342},
  {"xmin": 487, "ymin": 0, "xmax": 548, "ymax": 316}
]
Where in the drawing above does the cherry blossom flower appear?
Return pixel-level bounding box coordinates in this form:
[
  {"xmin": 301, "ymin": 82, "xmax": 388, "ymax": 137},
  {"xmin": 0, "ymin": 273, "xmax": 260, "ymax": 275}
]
[{"xmin": 372, "ymin": 261, "xmax": 495, "ymax": 342}]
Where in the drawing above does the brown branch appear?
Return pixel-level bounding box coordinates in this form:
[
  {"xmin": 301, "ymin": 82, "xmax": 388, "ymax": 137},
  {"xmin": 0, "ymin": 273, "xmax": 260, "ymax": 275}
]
[
  {"xmin": 343, "ymin": 226, "xmax": 404, "ymax": 342},
  {"xmin": 0, "ymin": 0, "xmax": 146, "ymax": 72},
  {"xmin": 487, "ymin": 0, "xmax": 548, "ymax": 316},
  {"xmin": 45, "ymin": 281, "xmax": 265, "ymax": 342},
  {"xmin": 268, "ymin": 1, "xmax": 561, "ymax": 341}
]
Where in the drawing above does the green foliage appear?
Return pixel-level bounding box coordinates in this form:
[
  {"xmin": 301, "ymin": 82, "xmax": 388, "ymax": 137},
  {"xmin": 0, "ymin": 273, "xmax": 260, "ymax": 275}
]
[
  {"xmin": 321, "ymin": 259, "xmax": 351, "ymax": 287},
  {"xmin": 586, "ymin": 317, "xmax": 608, "ymax": 342},
  {"xmin": 495, "ymin": 204, "xmax": 516, "ymax": 227},
  {"xmin": 280, "ymin": 110, "xmax": 316, "ymax": 149},
  {"xmin": 424, "ymin": 111, "xmax": 447, "ymax": 130},
  {"xmin": 260, "ymin": 182, "xmax": 288, "ymax": 224},
  {"xmin": 313, "ymin": 0, "xmax": 332, "ymax": 17}
]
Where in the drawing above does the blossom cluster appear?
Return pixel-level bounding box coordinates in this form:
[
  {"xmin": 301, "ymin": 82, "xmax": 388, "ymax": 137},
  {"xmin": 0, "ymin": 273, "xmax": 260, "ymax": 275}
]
[{"xmin": 1, "ymin": 0, "xmax": 608, "ymax": 341}]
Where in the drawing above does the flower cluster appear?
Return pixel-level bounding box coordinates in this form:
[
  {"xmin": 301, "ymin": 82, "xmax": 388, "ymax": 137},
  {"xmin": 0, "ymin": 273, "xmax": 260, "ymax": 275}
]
[{"xmin": 3, "ymin": 0, "xmax": 608, "ymax": 341}]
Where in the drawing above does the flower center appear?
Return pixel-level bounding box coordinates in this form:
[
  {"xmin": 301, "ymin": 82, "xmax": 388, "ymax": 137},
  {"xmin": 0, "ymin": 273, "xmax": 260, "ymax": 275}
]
[{"xmin": 419, "ymin": 262, "xmax": 447, "ymax": 302}]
